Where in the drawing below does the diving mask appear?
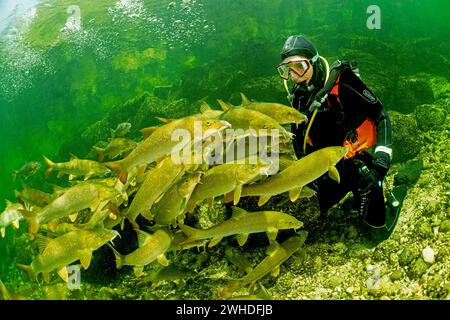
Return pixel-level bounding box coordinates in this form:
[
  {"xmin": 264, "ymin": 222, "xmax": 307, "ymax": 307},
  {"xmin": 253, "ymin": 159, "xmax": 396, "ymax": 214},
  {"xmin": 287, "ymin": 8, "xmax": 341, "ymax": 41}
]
[{"xmin": 276, "ymin": 57, "xmax": 310, "ymax": 80}]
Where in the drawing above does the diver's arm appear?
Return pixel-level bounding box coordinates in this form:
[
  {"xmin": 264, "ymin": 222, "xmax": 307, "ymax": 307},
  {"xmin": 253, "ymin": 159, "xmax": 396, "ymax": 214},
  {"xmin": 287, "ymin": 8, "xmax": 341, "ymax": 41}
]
[
  {"xmin": 374, "ymin": 108, "xmax": 393, "ymax": 154},
  {"xmin": 371, "ymin": 105, "xmax": 393, "ymax": 177}
]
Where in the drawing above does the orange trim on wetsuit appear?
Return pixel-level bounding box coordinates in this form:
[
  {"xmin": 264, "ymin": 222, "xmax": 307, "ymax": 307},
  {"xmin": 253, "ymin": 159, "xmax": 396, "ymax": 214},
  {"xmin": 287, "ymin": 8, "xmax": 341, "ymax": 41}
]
[{"xmin": 343, "ymin": 118, "xmax": 378, "ymax": 159}]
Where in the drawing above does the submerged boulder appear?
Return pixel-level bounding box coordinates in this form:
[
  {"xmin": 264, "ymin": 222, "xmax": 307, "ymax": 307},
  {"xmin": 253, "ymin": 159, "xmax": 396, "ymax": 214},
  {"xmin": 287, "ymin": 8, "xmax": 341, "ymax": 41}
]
[
  {"xmin": 415, "ymin": 104, "xmax": 447, "ymax": 131},
  {"xmin": 388, "ymin": 111, "xmax": 423, "ymax": 163},
  {"xmin": 394, "ymin": 159, "xmax": 424, "ymax": 186},
  {"xmin": 393, "ymin": 76, "xmax": 434, "ymax": 114}
]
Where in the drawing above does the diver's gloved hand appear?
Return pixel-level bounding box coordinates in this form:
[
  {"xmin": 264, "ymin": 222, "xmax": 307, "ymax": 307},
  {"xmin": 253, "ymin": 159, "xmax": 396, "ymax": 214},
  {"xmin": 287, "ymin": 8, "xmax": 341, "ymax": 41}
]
[
  {"xmin": 372, "ymin": 150, "xmax": 391, "ymax": 179},
  {"xmin": 357, "ymin": 163, "xmax": 381, "ymax": 194}
]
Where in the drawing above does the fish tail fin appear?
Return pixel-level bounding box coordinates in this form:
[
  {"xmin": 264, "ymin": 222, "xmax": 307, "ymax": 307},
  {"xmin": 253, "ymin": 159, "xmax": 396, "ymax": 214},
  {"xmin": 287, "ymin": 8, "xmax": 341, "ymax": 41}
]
[
  {"xmin": 104, "ymin": 160, "xmax": 128, "ymax": 184},
  {"xmin": 93, "ymin": 146, "xmax": 105, "ymax": 162},
  {"xmin": 16, "ymin": 263, "xmax": 37, "ymax": 281},
  {"xmin": 42, "ymin": 156, "xmax": 55, "ymax": 179},
  {"xmin": 107, "ymin": 244, "xmax": 125, "ymax": 269}
]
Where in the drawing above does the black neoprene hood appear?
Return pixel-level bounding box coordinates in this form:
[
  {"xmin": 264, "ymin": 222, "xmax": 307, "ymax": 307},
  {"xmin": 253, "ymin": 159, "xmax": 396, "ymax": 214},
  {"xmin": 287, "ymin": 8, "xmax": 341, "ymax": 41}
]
[{"xmin": 281, "ymin": 35, "xmax": 319, "ymax": 61}]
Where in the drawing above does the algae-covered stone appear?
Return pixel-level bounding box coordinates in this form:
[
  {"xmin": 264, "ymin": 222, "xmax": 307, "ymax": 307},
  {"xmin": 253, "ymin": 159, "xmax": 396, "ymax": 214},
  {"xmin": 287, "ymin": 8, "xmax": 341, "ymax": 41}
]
[
  {"xmin": 415, "ymin": 104, "xmax": 447, "ymax": 131},
  {"xmin": 327, "ymin": 275, "xmax": 344, "ymax": 288},
  {"xmin": 388, "ymin": 111, "xmax": 423, "ymax": 163},
  {"xmin": 332, "ymin": 242, "xmax": 347, "ymax": 254},
  {"xmin": 425, "ymin": 275, "xmax": 448, "ymax": 299},
  {"xmin": 313, "ymin": 256, "xmax": 323, "ymax": 272},
  {"xmin": 389, "ymin": 253, "xmax": 399, "ymax": 265},
  {"xmin": 394, "ymin": 159, "xmax": 423, "ymax": 186},
  {"xmin": 347, "ymin": 225, "xmax": 358, "ymax": 240},
  {"xmin": 399, "ymin": 245, "xmax": 418, "ymax": 267},
  {"xmin": 394, "ymin": 76, "xmax": 434, "ymax": 114},
  {"xmin": 418, "ymin": 221, "xmax": 433, "ymax": 239},
  {"xmin": 439, "ymin": 220, "xmax": 450, "ymax": 233},
  {"xmin": 97, "ymin": 287, "xmax": 118, "ymax": 300},
  {"xmin": 408, "ymin": 258, "xmax": 429, "ymax": 280},
  {"xmin": 390, "ymin": 269, "xmax": 403, "ymax": 281}
]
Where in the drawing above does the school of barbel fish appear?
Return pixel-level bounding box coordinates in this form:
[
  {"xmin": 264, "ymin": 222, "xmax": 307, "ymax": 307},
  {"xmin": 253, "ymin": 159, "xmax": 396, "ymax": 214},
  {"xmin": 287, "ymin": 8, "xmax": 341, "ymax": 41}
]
[{"xmin": 1, "ymin": 93, "xmax": 348, "ymax": 298}]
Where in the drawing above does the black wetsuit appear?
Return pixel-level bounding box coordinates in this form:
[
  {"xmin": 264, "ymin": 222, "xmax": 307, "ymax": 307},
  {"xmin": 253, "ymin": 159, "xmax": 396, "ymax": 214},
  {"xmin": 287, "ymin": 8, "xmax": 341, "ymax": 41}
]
[{"xmin": 291, "ymin": 60, "xmax": 393, "ymax": 227}]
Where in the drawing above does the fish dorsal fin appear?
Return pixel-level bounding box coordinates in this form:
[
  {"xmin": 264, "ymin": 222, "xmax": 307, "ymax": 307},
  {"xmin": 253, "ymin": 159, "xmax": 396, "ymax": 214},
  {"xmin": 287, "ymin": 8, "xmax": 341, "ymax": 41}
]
[
  {"xmin": 140, "ymin": 126, "xmax": 158, "ymax": 139},
  {"xmin": 69, "ymin": 153, "xmax": 78, "ymax": 161},
  {"xmin": 240, "ymin": 93, "xmax": 251, "ymax": 106},
  {"xmin": 266, "ymin": 241, "xmax": 280, "ymax": 255},
  {"xmin": 135, "ymin": 229, "xmax": 152, "ymax": 247},
  {"xmin": 217, "ymin": 99, "xmax": 231, "ymax": 111},
  {"xmin": 231, "ymin": 206, "xmax": 247, "ymax": 218},
  {"xmin": 155, "ymin": 116, "xmax": 173, "ymax": 124},
  {"xmin": 200, "ymin": 102, "xmax": 212, "ymax": 114},
  {"xmin": 35, "ymin": 234, "xmax": 51, "ymax": 253}
]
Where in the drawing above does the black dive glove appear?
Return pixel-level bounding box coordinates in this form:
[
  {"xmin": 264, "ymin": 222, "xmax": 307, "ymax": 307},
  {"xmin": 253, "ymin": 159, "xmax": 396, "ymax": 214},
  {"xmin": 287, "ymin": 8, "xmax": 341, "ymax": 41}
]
[
  {"xmin": 357, "ymin": 151, "xmax": 390, "ymax": 193},
  {"xmin": 358, "ymin": 164, "xmax": 381, "ymax": 193},
  {"xmin": 372, "ymin": 151, "xmax": 391, "ymax": 179}
]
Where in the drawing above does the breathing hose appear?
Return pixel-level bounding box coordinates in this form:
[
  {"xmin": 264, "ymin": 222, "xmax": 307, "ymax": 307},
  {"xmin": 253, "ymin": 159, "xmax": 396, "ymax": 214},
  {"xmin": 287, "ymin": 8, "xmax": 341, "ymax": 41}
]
[{"xmin": 302, "ymin": 56, "xmax": 330, "ymax": 154}]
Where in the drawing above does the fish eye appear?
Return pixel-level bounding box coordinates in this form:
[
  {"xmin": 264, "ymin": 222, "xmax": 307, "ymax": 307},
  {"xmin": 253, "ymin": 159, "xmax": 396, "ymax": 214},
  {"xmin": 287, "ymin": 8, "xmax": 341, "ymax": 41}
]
[{"xmin": 205, "ymin": 121, "xmax": 211, "ymax": 126}]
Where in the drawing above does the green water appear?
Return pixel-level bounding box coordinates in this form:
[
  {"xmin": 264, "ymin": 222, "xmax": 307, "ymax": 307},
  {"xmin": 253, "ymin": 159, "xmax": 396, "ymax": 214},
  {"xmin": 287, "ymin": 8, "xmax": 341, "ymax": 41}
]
[{"xmin": 0, "ymin": 0, "xmax": 449, "ymax": 298}]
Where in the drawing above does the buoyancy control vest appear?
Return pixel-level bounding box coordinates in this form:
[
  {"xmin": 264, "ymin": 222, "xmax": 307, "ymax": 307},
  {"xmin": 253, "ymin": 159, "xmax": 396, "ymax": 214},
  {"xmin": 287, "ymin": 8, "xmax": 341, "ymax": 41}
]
[{"xmin": 300, "ymin": 59, "xmax": 379, "ymax": 159}]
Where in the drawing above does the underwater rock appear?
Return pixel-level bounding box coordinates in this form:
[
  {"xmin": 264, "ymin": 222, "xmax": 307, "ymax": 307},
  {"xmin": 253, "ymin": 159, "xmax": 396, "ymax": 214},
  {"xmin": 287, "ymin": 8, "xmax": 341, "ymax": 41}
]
[
  {"xmin": 367, "ymin": 275, "xmax": 398, "ymax": 297},
  {"xmin": 398, "ymin": 245, "xmax": 419, "ymax": 267},
  {"xmin": 417, "ymin": 221, "xmax": 433, "ymax": 239},
  {"xmin": 326, "ymin": 275, "xmax": 343, "ymax": 288},
  {"xmin": 422, "ymin": 247, "xmax": 435, "ymax": 264},
  {"xmin": 408, "ymin": 258, "xmax": 429, "ymax": 280},
  {"xmin": 388, "ymin": 111, "xmax": 423, "ymax": 163},
  {"xmin": 390, "ymin": 269, "xmax": 403, "ymax": 281},
  {"xmin": 414, "ymin": 104, "xmax": 447, "ymax": 131},
  {"xmin": 424, "ymin": 275, "xmax": 448, "ymax": 299},
  {"xmin": 97, "ymin": 287, "xmax": 119, "ymax": 300},
  {"xmin": 439, "ymin": 220, "xmax": 450, "ymax": 233},
  {"xmin": 346, "ymin": 225, "xmax": 358, "ymax": 240},
  {"xmin": 394, "ymin": 159, "xmax": 423, "ymax": 186},
  {"xmin": 393, "ymin": 76, "xmax": 434, "ymax": 114}
]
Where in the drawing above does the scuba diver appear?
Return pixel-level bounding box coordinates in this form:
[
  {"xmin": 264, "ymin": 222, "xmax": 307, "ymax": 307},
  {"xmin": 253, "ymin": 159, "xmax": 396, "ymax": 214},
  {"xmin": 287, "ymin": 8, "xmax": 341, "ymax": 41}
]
[{"xmin": 276, "ymin": 35, "xmax": 401, "ymax": 243}]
